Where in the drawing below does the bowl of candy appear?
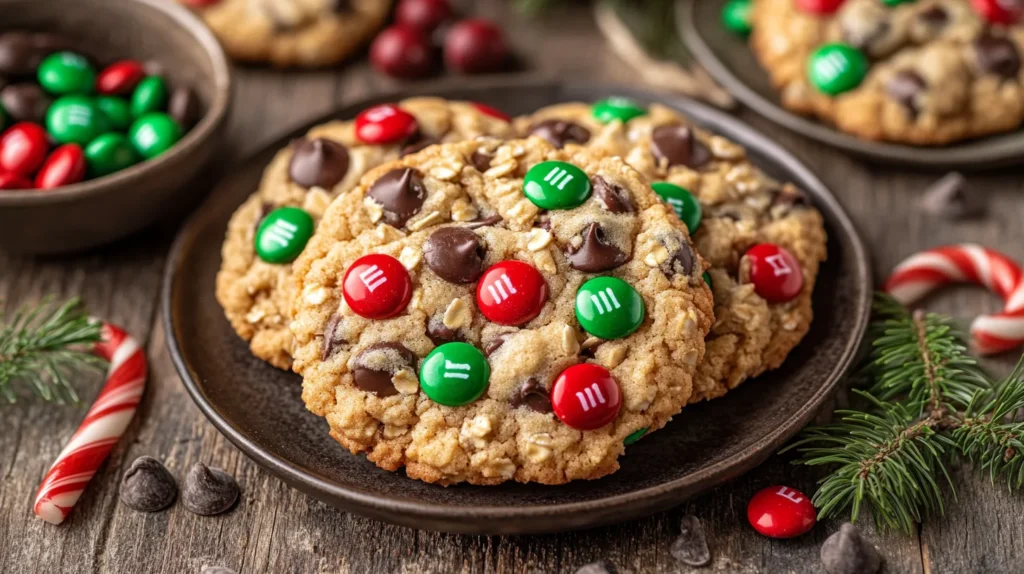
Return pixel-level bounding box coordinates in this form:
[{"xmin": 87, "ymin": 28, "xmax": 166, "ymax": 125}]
[{"xmin": 0, "ymin": 0, "xmax": 231, "ymax": 254}]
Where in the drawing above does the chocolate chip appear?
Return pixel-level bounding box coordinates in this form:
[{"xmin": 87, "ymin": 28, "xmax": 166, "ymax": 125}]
[
  {"xmin": 400, "ymin": 133, "xmax": 439, "ymax": 157},
  {"xmin": 367, "ymin": 168, "xmax": 427, "ymax": 227},
  {"xmin": 661, "ymin": 240, "xmax": 696, "ymax": 278},
  {"xmin": 576, "ymin": 561, "xmax": 617, "ymax": 574},
  {"xmin": 771, "ymin": 185, "xmax": 810, "ymax": 210},
  {"xmin": 471, "ymin": 149, "xmax": 493, "ymax": 172},
  {"xmin": 119, "ymin": 456, "xmax": 177, "ymax": 512},
  {"xmin": 842, "ymin": 18, "xmax": 891, "ymax": 55},
  {"xmin": 464, "ymin": 213, "xmax": 502, "ymax": 229},
  {"xmin": 510, "ymin": 378, "xmax": 553, "ymax": 413},
  {"xmin": 427, "ymin": 318, "xmax": 461, "ymax": 345},
  {"xmin": 535, "ymin": 214, "xmax": 551, "ymax": 231},
  {"xmin": 331, "ymin": 0, "xmax": 352, "ymax": 13},
  {"xmin": 651, "ymin": 124, "xmax": 711, "ymax": 169},
  {"xmin": 917, "ymin": 6, "xmax": 948, "ymax": 28},
  {"xmin": 0, "ymin": 83, "xmax": 51, "ymax": 124},
  {"xmin": 820, "ymin": 523, "xmax": 883, "ymax": 574},
  {"xmin": 483, "ymin": 335, "xmax": 507, "ymax": 356},
  {"xmin": 919, "ymin": 171, "xmax": 984, "ymax": 220},
  {"xmin": 592, "ymin": 176, "xmax": 634, "ymax": 214},
  {"xmin": 181, "ymin": 463, "xmax": 239, "ymax": 516},
  {"xmin": 528, "ymin": 119, "xmax": 591, "ymax": 148},
  {"xmin": 424, "ymin": 227, "xmax": 486, "ymax": 283},
  {"xmin": 352, "ymin": 343, "xmax": 417, "ymax": 397},
  {"xmin": 289, "ymin": 138, "xmax": 350, "ymax": 190},
  {"xmin": 975, "ymin": 33, "xmax": 1021, "ymax": 79},
  {"xmin": 566, "ymin": 223, "xmax": 629, "ymax": 272},
  {"xmin": 321, "ymin": 314, "xmax": 346, "ymax": 361},
  {"xmin": 168, "ymin": 86, "xmax": 200, "ymax": 129},
  {"xmin": 670, "ymin": 515, "xmax": 711, "ymax": 567},
  {"xmin": 885, "ymin": 70, "xmax": 926, "ymax": 115},
  {"xmin": 0, "ymin": 32, "xmax": 38, "ymax": 75}
]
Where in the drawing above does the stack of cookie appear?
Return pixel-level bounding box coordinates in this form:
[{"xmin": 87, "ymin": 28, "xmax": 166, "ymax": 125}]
[{"xmin": 216, "ymin": 97, "xmax": 827, "ymax": 486}]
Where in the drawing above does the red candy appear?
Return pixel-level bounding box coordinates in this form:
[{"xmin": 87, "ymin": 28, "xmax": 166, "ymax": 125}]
[
  {"xmin": 395, "ymin": 0, "xmax": 453, "ymax": 32},
  {"xmin": 550, "ymin": 364, "xmax": 621, "ymax": 430},
  {"xmin": 794, "ymin": 0, "xmax": 845, "ymax": 14},
  {"xmin": 471, "ymin": 102, "xmax": 511, "ymax": 122},
  {"xmin": 972, "ymin": 0, "xmax": 1022, "ymax": 24},
  {"xmin": 744, "ymin": 243, "xmax": 803, "ymax": 303},
  {"xmin": 444, "ymin": 19, "xmax": 509, "ymax": 74},
  {"xmin": 370, "ymin": 25, "xmax": 435, "ymax": 79},
  {"xmin": 0, "ymin": 122, "xmax": 49, "ymax": 176},
  {"xmin": 0, "ymin": 171, "xmax": 32, "ymax": 190},
  {"xmin": 475, "ymin": 260, "xmax": 548, "ymax": 326},
  {"xmin": 355, "ymin": 104, "xmax": 418, "ymax": 144},
  {"xmin": 179, "ymin": 0, "xmax": 221, "ymax": 5},
  {"xmin": 96, "ymin": 60, "xmax": 146, "ymax": 95},
  {"xmin": 35, "ymin": 144, "xmax": 86, "ymax": 190},
  {"xmin": 342, "ymin": 254, "xmax": 413, "ymax": 319},
  {"xmin": 747, "ymin": 485, "xmax": 817, "ymax": 538}
]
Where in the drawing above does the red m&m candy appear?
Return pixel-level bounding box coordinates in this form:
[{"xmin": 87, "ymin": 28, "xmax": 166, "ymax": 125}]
[
  {"xmin": 551, "ymin": 364, "xmax": 621, "ymax": 430},
  {"xmin": 747, "ymin": 485, "xmax": 817, "ymax": 538},
  {"xmin": 355, "ymin": 104, "xmax": 418, "ymax": 144},
  {"xmin": 744, "ymin": 243, "xmax": 803, "ymax": 303},
  {"xmin": 471, "ymin": 102, "xmax": 511, "ymax": 122},
  {"xmin": 0, "ymin": 171, "xmax": 32, "ymax": 190},
  {"xmin": 972, "ymin": 0, "xmax": 1023, "ymax": 24},
  {"xmin": 0, "ymin": 122, "xmax": 49, "ymax": 176},
  {"xmin": 96, "ymin": 60, "xmax": 146, "ymax": 95},
  {"xmin": 475, "ymin": 260, "xmax": 548, "ymax": 326},
  {"xmin": 342, "ymin": 254, "xmax": 413, "ymax": 319},
  {"xmin": 795, "ymin": 0, "xmax": 845, "ymax": 13},
  {"xmin": 35, "ymin": 144, "xmax": 86, "ymax": 189}
]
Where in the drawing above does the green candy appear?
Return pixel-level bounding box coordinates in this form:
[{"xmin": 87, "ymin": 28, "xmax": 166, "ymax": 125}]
[
  {"xmin": 128, "ymin": 112, "xmax": 181, "ymax": 159},
  {"xmin": 46, "ymin": 96, "xmax": 108, "ymax": 145},
  {"xmin": 95, "ymin": 96, "xmax": 133, "ymax": 131},
  {"xmin": 419, "ymin": 342, "xmax": 490, "ymax": 407},
  {"xmin": 652, "ymin": 181, "xmax": 702, "ymax": 234},
  {"xmin": 0, "ymin": 104, "xmax": 6, "ymax": 131},
  {"xmin": 702, "ymin": 271, "xmax": 713, "ymax": 289},
  {"xmin": 130, "ymin": 76, "xmax": 168, "ymax": 118},
  {"xmin": 592, "ymin": 97, "xmax": 646, "ymax": 124},
  {"xmin": 37, "ymin": 51, "xmax": 96, "ymax": 95},
  {"xmin": 624, "ymin": 427, "xmax": 648, "ymax": 446},
  {"xmin": 254, "ymin": 207, "xmax": 314, "ymax": 264},
  {"xmin": 721, "ymin": 0, "xmax": 753, "ymax": 36},
  {"xmin": 808, "ymin": 43, "xmax": 869, "ymax": 96},
  {"xmin": 523, "ymin": 160, "xmax": 591, "ymax": 210},
  {"xmin": 85, "ymin": 133, "xmax": 140, "ymax": 178},
  {"xmin": 575, "ymin": 276, "xmax": 645, "ymax": 340},
  {"xmin": 882, "ymin": 0, "xmax": 913, "ymax": 5}
]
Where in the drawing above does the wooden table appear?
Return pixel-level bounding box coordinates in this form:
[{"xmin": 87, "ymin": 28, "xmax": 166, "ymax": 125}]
[{"xmin": 4, "ymin": 2, "xmax": 1024, "ymax": 572}]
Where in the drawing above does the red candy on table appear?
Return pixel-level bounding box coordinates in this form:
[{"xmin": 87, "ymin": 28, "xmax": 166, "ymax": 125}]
[
  {"xmin": 744, "ymin": 243, "xmax": 803, "ymax": 303},
  {"xmin": 444, "ymin": 19, "xmax": 509, "ymax": 74},
  {"xmin": 370, "ymin": 25, "xmax": 435, "ymax": 79},
  {"xmin": 35, "ymin": 144, "xmax": 86, "ymax": 189},
  {"xmin": 0, "ymin": 171, "xmax": 32, "ymax": 190},
  {"xmin": 355, "ymin": 104, "xmax": 418, "ymax": 144},
  {"xmin": 342, "ymin": 254, "xmax": 413, "ymax": 319},
  {"xmin": 794, "ymin": 0, "xmax": 845, "ymax": 14},
  {"xmin": 95, "ymin": 60, "xmax": 146, "ymax": 95},
  {"xmin": 972, "ymin": 0, "xmax": 1023, "ymax": 24},
  {"xmin": 550, "ymin": 364, "xmax": 622, "ymax": 430},
  {"xmin": 747, "ymin": 485, "xmax": 817, "ymax": 538},
  {"xmin": 395, "ymin": 0, "xmax": 453, "ymax": 32},
  {"xmin": 0, "ymin": 122, "xmax": 49, "ymax": 176},
  {"xmin": 475, "ymin": 260, "xmax": 549, "ymax": 326},
  {"xmin": 471, "ymin": 102, "xmax": 511, "ymax": 122}
]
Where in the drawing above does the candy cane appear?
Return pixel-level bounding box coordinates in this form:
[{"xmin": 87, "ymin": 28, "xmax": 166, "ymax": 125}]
[
  {"xmin": 33, "ymin": 321, "xmax": 147, "ymax": 525},
  {"xmin": 884, "ymin": 244, "xmax": 1024, "ymax": 355}
]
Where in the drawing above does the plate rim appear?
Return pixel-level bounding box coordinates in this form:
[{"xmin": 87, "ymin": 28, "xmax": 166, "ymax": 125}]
[{"xmin": 162, "ymin": 79, "xmax": 873, "ymax": 533}]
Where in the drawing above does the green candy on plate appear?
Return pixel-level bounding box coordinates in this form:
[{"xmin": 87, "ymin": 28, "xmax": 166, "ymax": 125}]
[{"xmin": 128, "ymin": 112, "xmax": 181, "ymax": 159}]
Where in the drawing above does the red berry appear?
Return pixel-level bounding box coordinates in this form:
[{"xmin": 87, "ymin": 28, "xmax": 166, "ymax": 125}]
[
  {"xmin": 342, "ymin": 254, "xmax": 413, "ymax": 319},
  {"xmin": 744, "ymin": 243, "xmax": 803, "ymax": 303},
  {"xmin": 0, "ymin": 122, "xmax": 49, "ymax": 176},
  {"xmin": 794, "ymin": 0, "xmax": 845, "ymax": 14},
  {"xmin": 444, "ymin": 19, "xmax": 509, "ymax": 74},
  {"xmin": 747, "ymin": 485, "xmax": 817, "ymax": 538},
  {"xmin": 395, "ymin": 0, "xmax": 453, "ymax": 32},
  {"xmin": 35, "ymin": 144, "xmax": 86, "ymax": 190},
  {"xmin": 550, "ymin": 364, "xmax": 622, "ymax": 430},
  {"xmin": 0, "ymin": 171, "xmax": 33, "ymax": 190},
  {"xmin": 370, "ymin": 25, "xmax": 435, "ymax": 79},
  {"xmin": 972, "ymin": 0, "xmax": 1023, "ymax": 24},
  {"xmin": 471, "ymin": 102, "xmax": 511, "ymax": 122},
  {"xmin": 355, "ymin": 104, "xmax": 419, "ymax": 144},
  {"xmin": 475, "ymin": 260, "xmax": 548, "ymax": 326},
  {"xmin": 95, "ymin": 60, "xmax": 146, "ymax": 95}
]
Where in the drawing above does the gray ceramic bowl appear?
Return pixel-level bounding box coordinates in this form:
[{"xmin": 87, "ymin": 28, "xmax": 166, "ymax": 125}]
[{"xmin": 0, "ymin": 0, "xmax": 231, "ymax": 254}]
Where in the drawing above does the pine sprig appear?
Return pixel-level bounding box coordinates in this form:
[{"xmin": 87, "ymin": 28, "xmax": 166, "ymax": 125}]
[{"xmin": 0, "ymin": 297, "xmax": 106, "ymax": 403}]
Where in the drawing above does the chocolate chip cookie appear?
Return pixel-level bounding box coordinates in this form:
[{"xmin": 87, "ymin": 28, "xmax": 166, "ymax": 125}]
[
  {"xmin": 289, "ymin": 138, "xmax": 714, "ymax": 485},
  {"xmin": 179, "ymin": 0, "xmax": 391, "ymax": 68},
  {"xmin": 216, "ymin": 98, "xmax": 513, "ymax": 369},
  {"xmin": 750, "ymin": 0, "xmax": 1024, "ymax": 145},
  {"xmin": 515, "ymin": 101, "xmax": 827, "ymax": 403}
]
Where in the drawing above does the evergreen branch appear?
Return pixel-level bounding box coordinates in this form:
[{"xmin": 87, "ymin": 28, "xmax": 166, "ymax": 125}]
[
  {"xmin": 954, "ymin": 359, "xmax": 1024, "ymax": 489},
  {"xmin": 0, "ymin": 297, "xmax": 106, "ymax": 403}
]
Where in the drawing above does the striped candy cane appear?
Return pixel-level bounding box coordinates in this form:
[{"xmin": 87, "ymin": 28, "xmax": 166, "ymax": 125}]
[
  {"xmin": 884, "ymin": 244, "xmax": 1024, "ymax": 355},
  {"xmin": 33, "ymin": 321, "xmax": 147, "ymax": 525}
]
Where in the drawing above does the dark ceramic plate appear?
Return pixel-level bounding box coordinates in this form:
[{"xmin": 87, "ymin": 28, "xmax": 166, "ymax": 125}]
[
  {"xmin": 678, "ymin": 0, "xmax": 1024, "ymax": 170},
  {"xmin": 163, "ymin": 80, "xmax": 871, "ymax": 535}
]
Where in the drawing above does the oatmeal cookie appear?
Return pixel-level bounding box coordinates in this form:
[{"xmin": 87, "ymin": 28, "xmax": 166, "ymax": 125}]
[
  {"xmin": 515, "ymin": 101, "xmax": 827, "ymax": 402},
  {"xmin": 289, "ymin": 137, "xmax": 714, "ymax": 485},
  {"xmin": 215, "ymin": 98, "xmax": 513, "ymax": 369},
  {"xmin": 750, "ymin": 0, "xmax": 1024, "ymax": 145}
]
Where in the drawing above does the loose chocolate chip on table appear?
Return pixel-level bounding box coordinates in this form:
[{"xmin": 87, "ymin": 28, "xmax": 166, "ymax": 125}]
[
  {"xmin": 463, "ymin": 213, "xmax": 502, "ymax": 229},
  {"xmin": 592, "ymin": 175, "xmax": 634, "ymax": 214},
  {"xmin": 528, "ymin": 118, "xmax": 591, "ymax": 148},
  {"xmin": 427, "ymin": 318, "xmax": 461, "ymax": 345},
  {"xmin": 400, "ymin": 134, "xmax": 439, "ymax": 157},
  {"xmin": 919, "ymin": 171, "xmax": 983, "ymax": 220},
  {"xmin": 885, "ymin": 70, "xmax": 927, "ymax": 115},
  {"xmin": 289, "ymin": 137, "xmax": 350, "ymax": 189},
  {"xmin": 352, "ymin": 343, "xmax": 417, "ymax": 397},
  {"xmin": 670, "ymin": 515, "xmax": 712, "ymax": 567},
  {"xmin": 168, "ymin": 86, "xmax": 200, "ymax": 129},
  {"xmin": 566, "ymin": 223, "xmax": 629, "ymax": 272},
  {"xmin": 424, "ymin": 227, "xmax": 486, "ymax": 283},
  {"xmin": 181, "ymin": 462, "xmax": 239, "ymax": 516},
  {"xmin": 367, "ymin": 167, "xmax": 427, "ymax": 227},
  {"xmin": 575, "ymin": 560, "xmax": 617, "ymax": 574},
  {"xmin": 975, "ymin": 34, "xmax": 1021, "ymax": 79},
  {"xmin": 320, "ymin": 314, "xmax": 346, "ymax": 361},
  {"xmin": 651, "ymin": 124, "xmax": 711, "ymax": 169},
  {"xmin": 510, "ymin": 378, "xmax": 553, "ymax": 413},
  {"xmin": 470, "ymin": 149, "xmax": 492, "ymax": 172},
  {"xmin": 820, "ymin": 523, "xmax": 883, "ymax": 574},
  {"xmin": 119, "ymin": 456, "xmax": 177, "ymax": 512},
  {"xmin": 0, "ymin": 83, "xmax": 51, "ymax": 123}
]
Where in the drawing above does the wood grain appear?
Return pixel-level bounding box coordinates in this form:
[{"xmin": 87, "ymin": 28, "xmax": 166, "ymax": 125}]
[{"xmin": 3, "ymin": 1, "xmax": 1024, "ymax": 572}]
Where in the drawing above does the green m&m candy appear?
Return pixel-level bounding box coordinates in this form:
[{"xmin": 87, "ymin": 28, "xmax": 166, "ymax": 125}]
[
  {"xmin": 37, "ymin": 52, "xmax": 96, "ymax": 95},
  {"xmin": 419, "ymin": 342, "xmax": 490, "ymax": 407},
  {"xmin": 255, "ymin": 207, "xmax": 314, "ymax": 264},
  {"xmin": 95, "ymin": 96, "xmax": 133, "ymax": 131},
  {"xmin": 592, "ymin": 97, "xmax": 646, "ymax": 124},
  {"xmin": 130, "ymin": 76, "xmax": 168, "ymax": 118},
  {"xmin": 721, "ymin": 0, "xmax": 753, "ymax": 36},
  {"xmin": 575, "ymin": 276, "xmax": 645, "ymax": 340},
  {"xmin": 46, "ymin": 96, "xmax": 108, "ymax": 145},
  {"xmin": 702, "ymin": 271, "xmax": 713, "ymax": 289},
  {"xmin": 624, "ymin": 427, "xmax": 648, "ymax": 446},
  {"xmin": 808, "ymin": 43, "xmax": 868, "ymax": 96},
  {"xmin": 523, "ymin": 160, "xmax": 591, "ymax": 210},
  {"xmin": 128, "ymin": 112, "xmax": 181, "ymax": 159},
  {"xmin": 652, "ymin": 181, "xmax": 702, "ymax": 234},
  {"xmin": 85, "ymin": 133, "xmax": 140, "ymax": 178}
]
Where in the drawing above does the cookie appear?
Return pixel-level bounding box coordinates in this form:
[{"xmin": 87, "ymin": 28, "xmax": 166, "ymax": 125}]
[
  {"xmin": 215, "ymin": 98, "xmax": 514, "ymax": 369},
  {"xmin": 515, "ymin": 101, "xmax": 827, "ymax": 403},
  {"xmin": 289, "ymin": 137, "xmax": 715, "ymax": 485},
  {"xmin": 750, "ymin": 0, "xmax": 1024, "ymax": 145},
  {"xmin": 179, "ymin": 0, "xmax": 391, "ymax": 68}
]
